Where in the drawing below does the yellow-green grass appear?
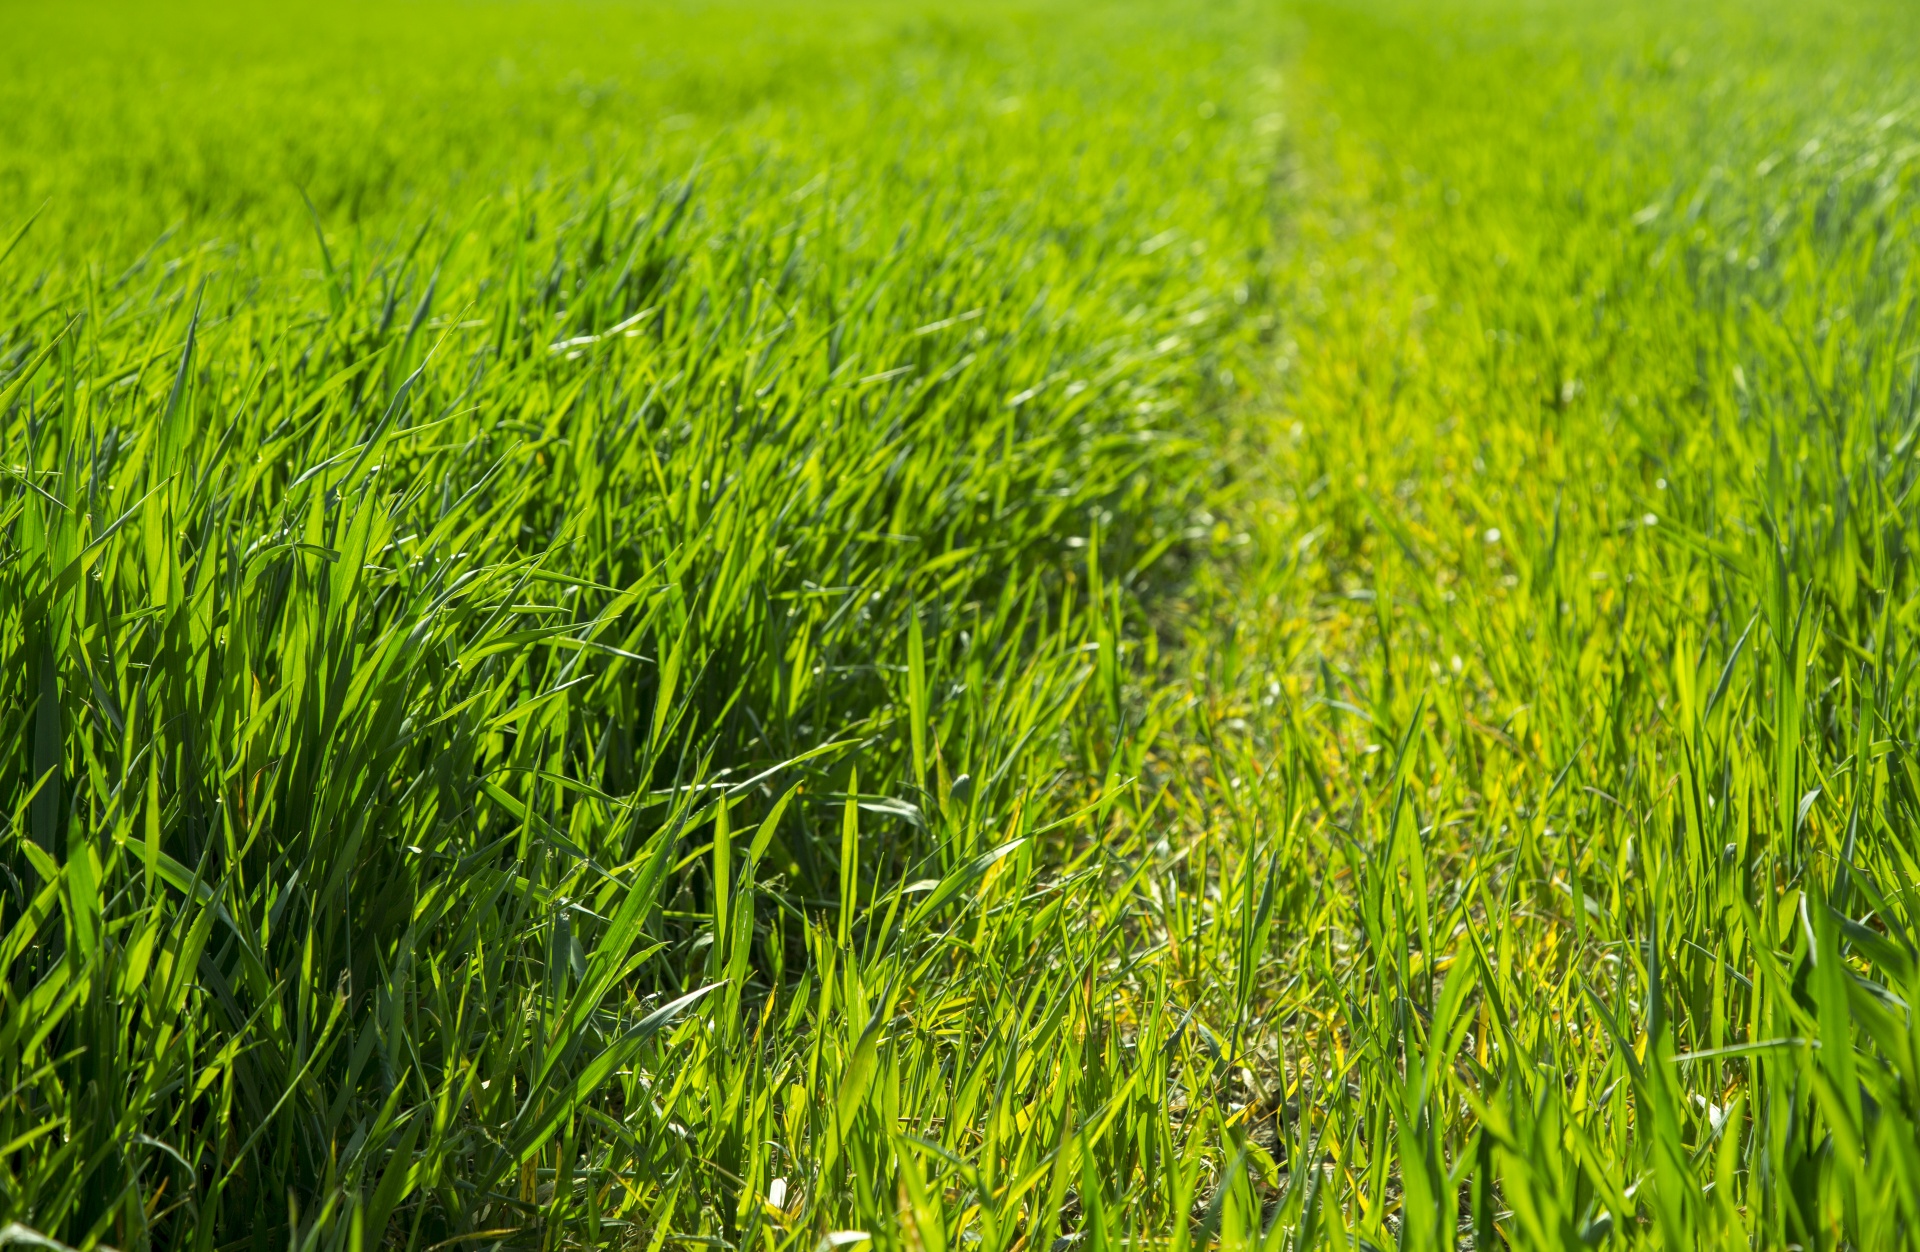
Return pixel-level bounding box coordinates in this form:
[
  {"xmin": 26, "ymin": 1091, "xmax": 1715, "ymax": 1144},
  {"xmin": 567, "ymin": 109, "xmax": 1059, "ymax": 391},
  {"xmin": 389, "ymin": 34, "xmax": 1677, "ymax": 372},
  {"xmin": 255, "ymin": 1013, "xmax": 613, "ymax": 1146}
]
[{"xmin": 1167, "ymin": 0, "xmax": 1920, "ymax": 1246}]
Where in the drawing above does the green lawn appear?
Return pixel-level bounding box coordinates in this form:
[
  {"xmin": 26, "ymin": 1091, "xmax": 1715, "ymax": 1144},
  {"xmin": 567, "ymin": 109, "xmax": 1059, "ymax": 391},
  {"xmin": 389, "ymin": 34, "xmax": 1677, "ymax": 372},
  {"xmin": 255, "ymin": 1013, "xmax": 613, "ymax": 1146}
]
[{"xmin": 4, "ymin": 0, "xmax": 1920, "ymax": 1248}]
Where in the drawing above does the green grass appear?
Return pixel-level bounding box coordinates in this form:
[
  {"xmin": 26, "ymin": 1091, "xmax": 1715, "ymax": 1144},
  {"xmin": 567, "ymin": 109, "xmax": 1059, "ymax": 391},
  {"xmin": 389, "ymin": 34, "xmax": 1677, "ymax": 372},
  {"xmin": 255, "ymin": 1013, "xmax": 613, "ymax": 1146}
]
[
  {"xmin": 7, "ymin": 0, "xmax": 1920, "ymax": 1248},
  {"xmin": 0, "ymin": 1, "xmax": 1281, "ymax": 1246}
]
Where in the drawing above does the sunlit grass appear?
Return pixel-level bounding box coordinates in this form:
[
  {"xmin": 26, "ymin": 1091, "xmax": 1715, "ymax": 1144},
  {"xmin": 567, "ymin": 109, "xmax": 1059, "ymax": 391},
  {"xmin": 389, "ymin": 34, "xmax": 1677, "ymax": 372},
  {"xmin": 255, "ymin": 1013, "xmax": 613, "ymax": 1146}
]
[
  {"xmin": 8, "ymin": 0, "xmax": 1920, "ymax": 1247},
  {"xmin": 1168, "ymin": 0, "xmax": 1920, "ymax": 1245}
]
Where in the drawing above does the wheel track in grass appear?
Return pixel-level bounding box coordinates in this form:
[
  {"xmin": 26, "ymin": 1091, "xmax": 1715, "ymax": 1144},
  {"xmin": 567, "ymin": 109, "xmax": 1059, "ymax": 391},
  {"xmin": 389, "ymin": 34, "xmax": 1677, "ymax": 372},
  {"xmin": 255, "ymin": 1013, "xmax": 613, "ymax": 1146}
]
[{"xmin": 1146, "ymin": 0, "xmax": 1920, "ymax": 1244}]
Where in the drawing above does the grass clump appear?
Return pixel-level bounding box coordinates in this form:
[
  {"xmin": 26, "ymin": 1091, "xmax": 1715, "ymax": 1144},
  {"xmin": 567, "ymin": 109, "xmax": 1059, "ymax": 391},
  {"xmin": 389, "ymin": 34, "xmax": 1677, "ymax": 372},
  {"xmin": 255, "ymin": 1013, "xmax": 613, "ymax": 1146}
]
[{"xmin": 0, "ymin": 1, "xmax": 1278, "ymax": 1246}]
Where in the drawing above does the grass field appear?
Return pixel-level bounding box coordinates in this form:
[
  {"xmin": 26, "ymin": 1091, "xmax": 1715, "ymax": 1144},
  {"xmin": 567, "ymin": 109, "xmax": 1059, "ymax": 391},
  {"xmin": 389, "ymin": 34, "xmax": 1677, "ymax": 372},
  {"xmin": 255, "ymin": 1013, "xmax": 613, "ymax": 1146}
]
[{"xmin": 5, "ymin": 0, "xmax": 1920, "ymax": 1248}]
